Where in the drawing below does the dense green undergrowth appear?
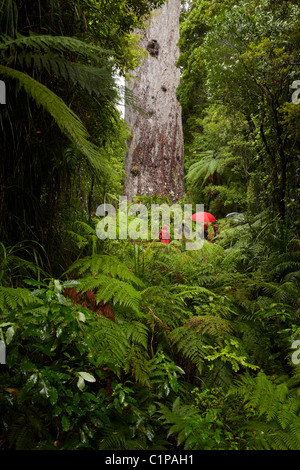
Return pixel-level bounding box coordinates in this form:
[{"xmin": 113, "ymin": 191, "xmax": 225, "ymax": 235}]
[
  {"xmin": 1, "ymin": 0, "xmax": 299, "ymax": 452},
  {"xmin": 1, "ymin": 213, "xmax": 300, "ymax": 450}
]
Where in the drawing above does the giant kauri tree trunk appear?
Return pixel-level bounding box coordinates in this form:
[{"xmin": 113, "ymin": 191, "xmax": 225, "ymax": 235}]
[{"xmin": 124, "ymin": 0, "xmax": 185, "ymax": 201}]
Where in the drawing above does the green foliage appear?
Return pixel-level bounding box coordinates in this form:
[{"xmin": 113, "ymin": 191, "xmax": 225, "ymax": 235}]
[
  {"xmin": 0, "ymin": 241, "xmax": 47, "ymax": 287},
  {"xmin": 1, "ymin": 209, "xmax": 300, "ymax": 450},
  {"xmin": 0, "ymin": 0, "xmax": 163, "ymax": 270},
  {"xmin": 1, "ymin": 0, "xmax": 300, "ymax": 452},
  {"xmin": 157, "ymin": 389, "xmax": 253, "ymax": 450},
  {"xmin": 233, "ymin": 372, "xmax": 300, "ymax": 450},
  {"xmin": 178, "ymin": 0, "xmax": 300, "ymax": 221},
  {"xmin": 0, "ymin": 63, "xmax": 111, "ymax": 173}
]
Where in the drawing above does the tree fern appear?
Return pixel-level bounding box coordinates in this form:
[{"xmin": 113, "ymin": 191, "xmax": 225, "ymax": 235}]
[
  {"xmin": 0, "ymin": 33, "xmax": 109, "ymax": 58},
  {"xmin": 17, "ymin": 51, "xmax": 117, "ymax": 100},
  {"xmin": 0, "ymin": 65, "xmax": 110, "ymax": 173},
  {"xmin": 0, "ymin": 31, "xmax": 138, "ymax": 115},
  {"xmin": 186, "ymin": 150, "xmax": 221, "ymax": 187}
]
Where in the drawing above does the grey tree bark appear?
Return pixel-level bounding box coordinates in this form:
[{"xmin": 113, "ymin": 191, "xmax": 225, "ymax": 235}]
[{"xmin": 124, "ymin": 0, "xmax": 185, "ymax": 202}]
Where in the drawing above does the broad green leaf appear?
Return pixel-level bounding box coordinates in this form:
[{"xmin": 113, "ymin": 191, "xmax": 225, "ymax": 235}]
[
  {"xmin": 78, "ymin": 371, "xmax": 96, "ymax": 382},
  {"xmin": 77, "ymin": 376, "xmax": 85, "ymax": 391},
  {"xmin": 78, "ymin": 312, "xmax": 86, "ymax": 323},
  {"xmin": 6, "ymin": 326, "xmax": 15, "ymax": 345},
  {"xmin": 62, "ymin": 414, "xmax": 71, "ymax": 432},
  {"xmin": 50, "ymin": 387, "xmax": 58, "ymax": 405}
]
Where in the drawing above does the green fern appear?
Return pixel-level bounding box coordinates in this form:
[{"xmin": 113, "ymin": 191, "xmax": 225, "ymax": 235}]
[
  {"xmin": 185, "ymin": 315, "xmax": 233, "ymax": 338},
  {"xmin": 98, "ymin": 422, "xmax": 129, "ymax": 450},
  {"xmin": 233, "ymin": 372, "xmax": 300, "ymax": 450},
  {"xmin": 0, "ymin": 64, "xmax": 110, "ymax": 173},
  {"xmin": 80, "ymin": 275, "xmax": 142, "ymax": 315},
  {"xmin": 0, "ymin": 32, "xmax": 108, "ymax": 56},
  {"xmin": 141, "ymin": 285, "xmax": 191, "ymax": 330},
  {"xmin": 126, "ymin": 344, "xmax": 151, "ymax": 387},
  {"xmin": 86, "ymin": 316, "xmax": 151, "ymax": 385},
  {"xmin": 186, "ymin": 150, "xmax": 221, "ymax": 187},
  {"xmin": 170, "ymin": 325, "xmax": 207, "ymax": 370},
  {"xmin": 7, "ymin": 406, "xmax": 45, "ymax": 450},
  {"xmin": 85, "ymin": 316, "xmax": 129, "ymax": 374},
  {"xmin": 158, "ymin": 397, "xmax": 197, "ymax": 445},
  {"xmin": 0, "ymin": 286, "xmax": 43, "ymax": 311},
  {"xmin": 67, "ymin": 253, "xmax": 145, "ymax": 287}
]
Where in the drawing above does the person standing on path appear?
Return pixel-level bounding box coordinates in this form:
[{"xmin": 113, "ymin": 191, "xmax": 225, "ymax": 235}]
[{"xmin": 159, "ymin": 224, "xmax": 171, "ymax": 244}]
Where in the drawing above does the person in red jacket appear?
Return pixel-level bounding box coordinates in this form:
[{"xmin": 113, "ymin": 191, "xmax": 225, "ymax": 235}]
[{"xmin": 158, "ymin": 224, "xmax": 171, "ymax": 244}]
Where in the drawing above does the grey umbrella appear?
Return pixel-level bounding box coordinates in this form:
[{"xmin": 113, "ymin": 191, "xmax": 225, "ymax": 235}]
[{"xmin": 225, "ymin": 212, "xmax": 245, "ymax": 221}]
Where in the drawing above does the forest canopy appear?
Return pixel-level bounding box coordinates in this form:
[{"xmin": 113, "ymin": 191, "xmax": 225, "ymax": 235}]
[{"xmin": 178, "ymin": 0, "xmax": 300, "ymax": 222}]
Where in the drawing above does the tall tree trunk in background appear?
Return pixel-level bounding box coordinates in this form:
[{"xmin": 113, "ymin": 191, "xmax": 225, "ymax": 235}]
[{"xmin": 124, "ymin": 0, "xmax": 185, "ymax": 202}]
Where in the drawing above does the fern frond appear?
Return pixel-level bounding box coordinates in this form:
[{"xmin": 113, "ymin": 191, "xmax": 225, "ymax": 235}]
[
  {"xmin": 260, "ymin": 281, "xmax": 299, "ymax": 304},
  {"xmin": 86, "ymin": 316, "xmax": 129, "ymax": 371},
  {"xmin": 142, "ymin": 285, "xmax": 191, "ymax": 329},
  {"xmin": 233, "ymin": 372, "xmax": 300, "ymax": 449},
  {"xmin": 170, "ymin": 326, "xmax": 206, "ymax": 368},
  {"xmin": 98, "ymin": 423, "xmax": 128, "ymax": 450},
  {"xmin": 0, "ymin": 286, "xmax": 42, "ymax": 311},
  {"xmin": 126, "ymin": 344, "xmax": 151, "ymax": 386},
  {"xmin": 8, "ymin": 409, "xmax": 44, "ymax": 450},
  {"xmin": 16, "ymin": 51, "xmax": 117, "ymax": 100},
  {"xmin": 186, "ymin": 315, "xmax": 233, "ymax": 338},
  {"xmin": 78, "ymin": 275, "xmax": 142, "ymax": 316},
  {"xmin": 0, "ymin": 33, "xmax": 109, "ymax": 59},
  {"xmin": 186, "ymin": 151, "xmax": 219, "ymax": 187},
  {"xmin": 125, "ymin": 321, "xmax": 149, "ymax": 350},
  {"xmin": 246, "ymin": 420, "xmax": 300, "ymax": 450},
  {"xmin": 157, "ymin": 397, "xmax": 198, "ymax": 447},
  {"xmin": 170, "ymin": 284, "xmax": 217, "ymax": 300},
  {"xmin": 67, "ymin": 254, "xmax": 145, "ymax": 288},
  {"xmin": 0, "ymin": 64, "xmax": 110, "ymax": 173}
]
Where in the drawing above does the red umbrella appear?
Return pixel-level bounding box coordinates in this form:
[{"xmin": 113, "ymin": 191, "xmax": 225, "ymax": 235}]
[{"xmin": 190, "ymin": 211, "xmax": 216, "ymax": 223}]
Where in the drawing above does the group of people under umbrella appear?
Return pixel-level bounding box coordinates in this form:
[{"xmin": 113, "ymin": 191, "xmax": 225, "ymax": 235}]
[
  {"xmin": 158, "ymin": 211, "xmax": 220, "ymax": 245},
  {"xmin": 158, "ymin": 210, "xmax": 245, "ymax": 245}
]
